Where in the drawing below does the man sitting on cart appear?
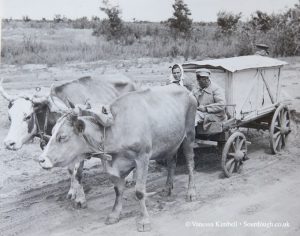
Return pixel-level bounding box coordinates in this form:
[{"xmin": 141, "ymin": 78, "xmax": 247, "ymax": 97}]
[{"xmin": 193, "ymin": 68, "xmax": 227, "ymax": 130}]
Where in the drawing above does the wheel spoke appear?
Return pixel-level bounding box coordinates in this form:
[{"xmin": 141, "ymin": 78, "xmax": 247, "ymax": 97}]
[
  {"xmin": 231, "ymin": 142, "xmax": 236, "ymax": 152},
  {"xmin": 285, "ymin": 112, "xmax": 290, "ymax": 126},
  {"xmin": 275, "ymin": 135, "xmax": 282, "ymax": 151},
  {"xmin": 281, "ymin": 109, "xmax": 286, "ymax": 122},
  {"xmin": 281, "ymin": 134, "xmax": 286, "ymax": 147},
  {"xmin": 235, "ymin": 161, "xmax": 241, "ymax": 172},
  {"xmin": 237, "ymin": 139, "xmax": 245, "ymax": 150},
  {"xmin": 283, "ymin": 110, "xmax": 288, "ymax": 121},
  {"xmin": 274, "ymin": 125, "xmax": 281, "ymax": 131},
  {"xmin": 273, "ymin": 131, "xmax": 280, "ymax": 140},
  {"xmin": 240, "ymin": 149, "xmax": 247, "ymax": 154},
  {"xmin": 281, "ymin": 111, "xmax": 287, "ymax": 127},
  {"xmin": 285, "ymin": 120, "xmax": 290, "ymax": 127},
  {"xmin": 277, "ymin": 112, "xmax": 282, "ymax": 126},
  {"xmin": 225, "ymin": 159, "xmax": 234, "ymax": 172},
  {"xmin": 229, "ymin": 160, "xmax": 235, "ymax": 173},
  {"xmin": 234, "ymin": 137, "xmax": 240, "ymax": 150}
]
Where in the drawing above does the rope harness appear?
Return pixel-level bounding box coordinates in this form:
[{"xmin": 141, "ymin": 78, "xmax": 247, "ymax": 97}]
[
  {"xmin": 81, "ymin": 126, "xmax": 112, "ymax": 172},
  {"xmin": 34, "ymin": 107, "xmax": 51, "ymax": 150},
  {"xmin": 81, "ymin": 126, "xmax": 111, "ymax": 161}
]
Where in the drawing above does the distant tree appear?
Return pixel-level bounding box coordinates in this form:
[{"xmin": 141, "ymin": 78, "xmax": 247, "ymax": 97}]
[
  {"xmin": 22, "ymin": 15, "xmax": 31, "ymax": 22},
  {"xmin": 98, "ymin": 0, "xmax": 124, "ymax": 39},
  {"xmin": 3, "ymin": 18, "xmax": 12, "ymax": 23},
  {"xmin": 91, "ymin": 16, "xmax": 100, "ymax": 22},
  {"xmin": 249, "ymin": 11, "xmax": 273, "ymax": 32},
  {"xmin": 167, "ymin": 0, "xmax": 192, "ymax": 37},
  {"xmin": 53, "ymin": 14, "xmax": 63, "ymax": 23},
  {"xmin": 217, "ymin": 11, "xmax": 241, "ymax": 34}
]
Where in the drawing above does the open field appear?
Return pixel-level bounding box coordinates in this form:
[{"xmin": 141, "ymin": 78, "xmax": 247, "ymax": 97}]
[
  {"xmin": 0, "ymin": 56, "xmax": 300, "ymax": 235},
  {"xmin": 0, "ymin": 20, "xmax": 258, "ymax": 65}
]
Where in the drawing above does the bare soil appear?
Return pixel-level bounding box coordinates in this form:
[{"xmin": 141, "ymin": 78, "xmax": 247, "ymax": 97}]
[{"xmin": 0, "ymin": 57, "xmax": 300, "ymax": 236}]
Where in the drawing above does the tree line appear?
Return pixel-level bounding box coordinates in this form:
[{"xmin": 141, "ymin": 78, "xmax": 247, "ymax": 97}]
[{"xmin": 92, "ymin": 0, "xmax": 300, "ymax": 56}]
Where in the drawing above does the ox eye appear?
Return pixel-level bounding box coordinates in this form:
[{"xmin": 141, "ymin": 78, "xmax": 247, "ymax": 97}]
[{"xmin": 24, "ymin": 115, "xmax": 32, "ymax": 121}]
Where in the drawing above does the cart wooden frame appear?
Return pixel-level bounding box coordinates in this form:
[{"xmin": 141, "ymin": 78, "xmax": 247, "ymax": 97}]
[{"xmin": 182, "ymin": 55, "xmax": 291, "ymax": 177}]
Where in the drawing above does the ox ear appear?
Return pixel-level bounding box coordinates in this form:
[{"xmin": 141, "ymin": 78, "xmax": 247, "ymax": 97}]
[{"xmin": 74, "ymin": 118, "xmax": 85, "ymax": 134}]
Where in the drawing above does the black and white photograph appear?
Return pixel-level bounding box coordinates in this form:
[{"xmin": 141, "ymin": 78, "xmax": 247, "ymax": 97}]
[{"xmin": 0, "ymin": 0, "xmax": 299, "ymax": 235}]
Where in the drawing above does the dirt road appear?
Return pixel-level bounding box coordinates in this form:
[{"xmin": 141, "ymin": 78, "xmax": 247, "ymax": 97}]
[{"xmin": 0, "ymin": 58, "xmax": 299, "ymax": 236}]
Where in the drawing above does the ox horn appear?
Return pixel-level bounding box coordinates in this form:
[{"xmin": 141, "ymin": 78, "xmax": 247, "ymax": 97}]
[
  {"xmin": 0, "ymin": 78, "xmax": 15, "ymax": 102},
  {"xmin": 48, "ymin": 95, "xmax": 70, "ymax": 113},
  {"xmin": 81, "ymin": 105, "xmax": 114, "ymax": 127},
  {"xmin": 47, "ymin": 84, "xmax": 69, "ymax": 113}
]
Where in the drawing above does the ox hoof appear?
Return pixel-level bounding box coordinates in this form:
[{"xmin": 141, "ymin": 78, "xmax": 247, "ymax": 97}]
[
  {"xmin": 125, "ymin": 180, "xmax": 136, "ymax": 188},
  {"xmin": 105, "ymin": 215, "xmax": 120, "ymax": 225},
  {"xmin": 72, "ymin": 199, "xmax": 87, "ymax": 209},
  {"xmin": 186, "ymin": 188, "xmax": 196, "ymax": 202},
  {"xmin": 67, "ymin": 188, "xmax": 87, "ymax": 209},
  {"xmin": 136, "ymin": 218, "xmax": 151, "ymax": 232},
  {"xmin": 66, "ymin": 191, "xmax": 73, "ymax": 200},
  {"xmin": 160, "ymin": 187, "xmax": 172, "ymax": 197}
]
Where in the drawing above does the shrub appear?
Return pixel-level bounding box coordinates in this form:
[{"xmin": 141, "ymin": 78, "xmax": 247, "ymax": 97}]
[
  {"xmin": 269, "ymin": 12, "xmax": 300, "ymax": 56},
  {"xmin": 72, "ymin": 17, "xmax": 92, "ymax": 29},
  {"xmin": 169, "ymin": 45, "xmax": 180, "ymax": 57},
  {"xmin": 217, "ymin": 11, "xmax": 241, "ymax": 34},
  {"xmin": 236, "ymin": 27, "xmax": 254, "ymax": 56}
]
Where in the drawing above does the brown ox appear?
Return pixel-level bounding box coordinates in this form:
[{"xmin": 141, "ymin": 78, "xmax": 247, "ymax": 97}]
[{"xmin": 39, "ymin": 84, "xmax": 197, "ymax": 231}]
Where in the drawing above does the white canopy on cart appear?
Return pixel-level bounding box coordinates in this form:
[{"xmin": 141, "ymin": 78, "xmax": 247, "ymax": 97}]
[{"xmin": 182, "ymin": 55, "xmax": 287, "ymax": 73}]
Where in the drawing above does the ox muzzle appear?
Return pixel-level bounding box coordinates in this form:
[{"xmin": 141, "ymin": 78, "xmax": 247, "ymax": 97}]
[
  {"xmin": 3, "ymin": 138, "xmax": 23, "ymax": 150},
  {"xmin": 38, "ymin": 154, "xmax": 53, "ymax": 170}
]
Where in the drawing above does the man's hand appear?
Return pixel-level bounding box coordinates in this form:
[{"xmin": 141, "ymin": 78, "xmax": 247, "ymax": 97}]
[{"xmin": 197, "ymin": 105, "xmax": 207, "ymax": 112}]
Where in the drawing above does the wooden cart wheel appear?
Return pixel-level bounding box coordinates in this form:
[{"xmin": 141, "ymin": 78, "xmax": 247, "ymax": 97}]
[
  {"xmin": 269, "ymin": 105, "xmax": 291, "ymax": 154},
  {"xmin": 222, "ymin": 131, "xmax": 247, "ymax": 178}
]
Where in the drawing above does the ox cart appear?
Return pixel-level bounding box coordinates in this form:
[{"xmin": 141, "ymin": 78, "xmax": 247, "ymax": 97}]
[{"xmin": 182, "ymin": 55, "xmax": 291, "ymax": 177}]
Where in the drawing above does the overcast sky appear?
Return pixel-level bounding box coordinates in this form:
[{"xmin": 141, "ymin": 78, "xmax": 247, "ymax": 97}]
[{"xmin": 1, "ymin": 0, "xmax": 298, "ymax": 22}]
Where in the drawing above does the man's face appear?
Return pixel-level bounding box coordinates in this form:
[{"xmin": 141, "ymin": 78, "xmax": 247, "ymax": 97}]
[
  {"xmin": 196, "ymin": 75, "xmax": 210, "ymax": 89},
  {"xmin": 172, "ymin": 68, "xmax": 182, "ymax": 81}
]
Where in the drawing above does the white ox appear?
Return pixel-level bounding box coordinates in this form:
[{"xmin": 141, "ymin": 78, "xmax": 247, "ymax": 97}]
[
  {"xmin": 39, "ymin": 84, "xmax": 197, "ymax": 232},
  {"xmin": 0, "ymin": 76, "xmax": 136, "ymax": 208}
]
